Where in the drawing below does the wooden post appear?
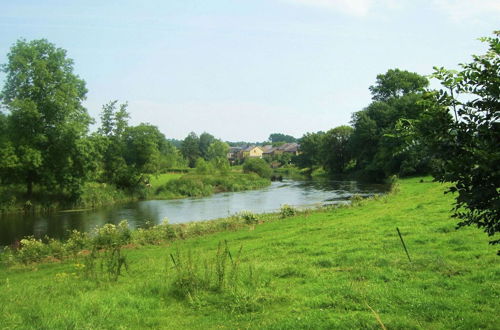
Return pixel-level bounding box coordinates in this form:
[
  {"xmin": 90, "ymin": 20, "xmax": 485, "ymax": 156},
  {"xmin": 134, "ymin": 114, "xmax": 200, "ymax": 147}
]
[{"xmin": 396, "ymin": 227, "xmax": 412, "ymax": 262}]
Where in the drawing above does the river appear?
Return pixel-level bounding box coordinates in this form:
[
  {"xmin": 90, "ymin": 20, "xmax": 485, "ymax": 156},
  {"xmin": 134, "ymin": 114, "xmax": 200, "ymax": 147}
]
[{"xmin": 0, "ymin": 180, "xmax": 389, "ymax": 245}]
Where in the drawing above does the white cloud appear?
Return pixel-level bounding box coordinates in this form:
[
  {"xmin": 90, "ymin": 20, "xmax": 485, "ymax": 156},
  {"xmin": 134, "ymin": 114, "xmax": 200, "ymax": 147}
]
[{"xmin": 431, "ymin": 0, "xmax": 500, "ymax": 21}]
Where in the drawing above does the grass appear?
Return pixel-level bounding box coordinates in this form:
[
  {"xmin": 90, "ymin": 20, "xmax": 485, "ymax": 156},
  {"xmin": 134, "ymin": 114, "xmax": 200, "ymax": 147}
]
[
  {"xmin": 0, "ymin": 177, "xmax": 498, "ymax": 329},
  {"xmin": 149, "ymin": 173, "xmax": 184, "ymax": 187}
]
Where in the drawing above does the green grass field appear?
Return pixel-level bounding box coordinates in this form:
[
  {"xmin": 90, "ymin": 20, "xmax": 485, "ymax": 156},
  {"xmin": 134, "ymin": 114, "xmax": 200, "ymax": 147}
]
[{"xmin": 0, "ymin": 177, "xmax": 498, "ymax": 329}]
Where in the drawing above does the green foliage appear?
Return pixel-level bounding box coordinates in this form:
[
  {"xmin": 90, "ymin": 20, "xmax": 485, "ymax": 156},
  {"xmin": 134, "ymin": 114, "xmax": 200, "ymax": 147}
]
[
  {"xmin": 207, "ymin": 140, "xmax": 229, "ymax": 161},
  {"xmin": 280, "ymin": 204, "xmax": 297, "ymax": 218},
  {"xmin": 238, "ymin": 211, "xmax": 259, "ymax": 225},
  {"xmin": 181, "ymin": 132, "xmax": 201, "ymax": 168},
  {"xmin": 65, "ymin": 230, "xmax": 91, "ymax": 257},
  {"xmin": 417, "ymin": 32, "xmax": 500, "ymax": 252},
  {"xmin": 93, "ymin": 220, "xmax": 131, "ymax": 249},
  {"xmin": 268, "ymin": 133, "xmax": 297, "ymax": 144},
  {"xmin": 0, "ymin": 39, "xmax": 92, "ymax": 197},
  {"xmin": 82, "ymin": 220, "xmax": 131, "ymax": 281},
  {"xmin": 323, "ymin": 125, "xmax": 354, "ymax": 174},
  {"xmin": 295, "ymin": 131, "xmax": 325, "ymax": 171},
  {"xmin": 349, "ymin": 69, "xmax": 431, "ymax": 181},
  {"xmin": 134, "ymin": 219, "xmax": 177, "ymax": 245},
  {"xmin": 16, "ymin": 236, "xmax": 49, "ymax": 264},
  {"xmin": 160, "ymin": 176, "xmax": 214, "ymax": 197},
  {"xmin": 199, "ymin": 132, "xmax": 215, "ymax": 160},
  {"xmin": 242, "ymin": 158, "xmax": 272, "ymax": 179},
  {"xmin": 168, "ymin": 241, "xmax": 270, "ymax": 314},
  {"xmin": 369, "ymin": 68, "xmax": 429, "ymax": 101},
  {"xmin": 194, "ymin": 158, "xmax": 213, "ymax": 175},
  {"xmin": 156, "ymin": 173, "xmax": 270, "ymax": 198}
]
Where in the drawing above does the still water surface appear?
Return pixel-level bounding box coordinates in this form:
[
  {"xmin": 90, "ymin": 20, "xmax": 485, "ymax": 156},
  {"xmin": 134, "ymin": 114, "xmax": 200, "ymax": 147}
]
[{"xmin": 0, "ymin": 180, "xmax": 388, "ymax": 245}]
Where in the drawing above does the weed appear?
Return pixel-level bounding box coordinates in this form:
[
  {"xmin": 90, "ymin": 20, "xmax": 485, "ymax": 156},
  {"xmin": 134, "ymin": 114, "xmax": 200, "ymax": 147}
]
[
  {"xmin": 238, "ymin": 211, "xmax": 259, "ymax": 225},
  {"xmin": 280, "ymin": 204, "xmax": 297, "ymax": 218},
  {"xmin": 167, "ymin": 241, "xmax": 272, "ymax": 314}
]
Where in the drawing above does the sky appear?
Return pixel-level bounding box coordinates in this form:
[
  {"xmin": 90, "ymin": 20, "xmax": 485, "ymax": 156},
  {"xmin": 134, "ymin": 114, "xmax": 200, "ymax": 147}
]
[{"xmin": 0, "ymin": 0, "xmax": 498, "ymax": 142}]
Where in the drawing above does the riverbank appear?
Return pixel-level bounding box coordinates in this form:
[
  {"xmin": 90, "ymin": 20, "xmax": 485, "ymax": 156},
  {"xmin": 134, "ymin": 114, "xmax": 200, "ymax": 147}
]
[
  {"xmin": 0, "ymin": 172, "xmax": 270, "ymax": 214},
  {"xmin": 1, "ymin": 177, "xmax": 498, "ymax": 329}
]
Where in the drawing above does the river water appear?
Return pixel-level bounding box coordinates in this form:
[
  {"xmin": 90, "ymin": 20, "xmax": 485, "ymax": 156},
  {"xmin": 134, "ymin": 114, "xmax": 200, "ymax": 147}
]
[{"xmin": 0, "ymin": 180, "xmax": 388, "ymax": 245}]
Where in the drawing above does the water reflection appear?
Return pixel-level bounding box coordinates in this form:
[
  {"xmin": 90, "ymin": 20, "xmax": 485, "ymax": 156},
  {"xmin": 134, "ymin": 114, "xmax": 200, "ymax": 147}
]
[{"xmin": 0, "ymin": 180, "xmax": 388, "ymax": 245}]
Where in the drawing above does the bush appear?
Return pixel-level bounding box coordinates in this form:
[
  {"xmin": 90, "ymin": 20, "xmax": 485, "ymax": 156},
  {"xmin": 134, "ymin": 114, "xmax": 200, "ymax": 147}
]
[
  {"xmin": 238, "ymin": 211, "xmax": 258, "ymax": 225},
  {"xmin": 134, "ymin": 219, "xmax": 176, "ymax": 245},
  {"xmin": 280, "ymin": 204, "xmax": 297, "ymax": 218},
  {"xmin": 243, "ymin": 158, "xmax": 272, "ymax": 179},
  {"xmin": 65, "ymin": 230, "xmax": 91, "ymax": 257},
  {"xmin": 160, "ymin": 176, "xmax": 213, "ymax": 197},
  {"xmin": 195, "ymin": 158, "xmax": 214, "ymax": 175},
  {"xmin": 16, "ymin": 236, "xmax": 49, "ymax": 264},
  {"xmin": 93, "ymin": 220, "xmax": 131, "ymax": 249}
]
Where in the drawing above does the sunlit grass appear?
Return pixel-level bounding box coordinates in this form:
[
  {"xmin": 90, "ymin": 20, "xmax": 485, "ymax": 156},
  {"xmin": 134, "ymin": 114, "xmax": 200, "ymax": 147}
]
[{"xmin": 0, "ymin": 177, "xmax": 498, "ymax": 329}]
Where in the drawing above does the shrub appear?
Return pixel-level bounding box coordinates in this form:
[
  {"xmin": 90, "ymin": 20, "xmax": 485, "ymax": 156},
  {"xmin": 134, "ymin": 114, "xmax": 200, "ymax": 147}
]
[
  {"xmin": 280, "ymin": 204, "xmax": 297, "ymax": 218},
  {"xmin": 93, "ymin": 220, "xmax": 131, "ymax": 249},
  {"xmin": 238, "ymin": 211, "xmax": 258, "ymax": 225},
  {"xmin": 243, "ymin": 158, "xmax": 272, "ymax": 179},
  {"xmin": 16, "ymin": 236, "xmax": 49, "ymax": 264},
  {"xmin": 134, "ymin": 219, "xmax": 177, "ymax": 245},
  {"xmin": 65, "ymin": 230, "xmax": 91, "ymax": 257}
]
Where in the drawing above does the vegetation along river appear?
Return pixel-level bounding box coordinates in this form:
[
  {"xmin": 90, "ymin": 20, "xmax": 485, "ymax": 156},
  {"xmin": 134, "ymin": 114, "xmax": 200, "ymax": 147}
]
[{"xmin": 0, "ymin": 180, "xmax": 389, "ymax": 246}]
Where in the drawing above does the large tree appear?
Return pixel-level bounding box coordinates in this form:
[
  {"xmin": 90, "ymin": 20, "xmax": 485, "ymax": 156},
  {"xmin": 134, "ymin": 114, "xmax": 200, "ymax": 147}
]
[
  {"xmin": 0, "ymin": 39, "xmax": 91, "ymax": 197},
  {"xmin": 323, "ymin": 125, "xmax": 354, "ymax": 174},
  {"xmin": 199, "ymin": 132, "xmax": 215, "ymax": 160},
  {"xmin": 181, "ymin": 132, "xmax": 200, "ymax": 168},
  {"xmin": 369, "ymin": 68, "xmax": 429, "ymax": 101},
  {"xmin": 418, "ymin": 32, "xmax": 499, "ymax": 252},
  {"xmin": 350, "ymin": 69, "xmax": 430, "ymax": 181}
]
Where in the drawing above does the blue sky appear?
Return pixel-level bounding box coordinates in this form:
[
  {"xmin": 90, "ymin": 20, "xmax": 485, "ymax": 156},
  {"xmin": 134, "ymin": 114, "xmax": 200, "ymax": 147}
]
[{"xmin": 0, "ymin": 0, "xmax": 498, "ymax": 141}]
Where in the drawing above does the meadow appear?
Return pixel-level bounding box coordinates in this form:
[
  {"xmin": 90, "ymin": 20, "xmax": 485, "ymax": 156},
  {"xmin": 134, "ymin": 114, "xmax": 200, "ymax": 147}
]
[{"xmin": 0, "ymin": 177, "xmax": 498, "ymax": 329}]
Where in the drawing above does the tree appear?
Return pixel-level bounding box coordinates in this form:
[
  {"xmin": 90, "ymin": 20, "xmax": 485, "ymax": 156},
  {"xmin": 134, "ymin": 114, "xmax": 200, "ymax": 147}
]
[
  {"xmin": 123, "ymin": 123, "xmax": 166, "ymax": 174},
  {"xmin": 207, "ymin": 140, "xmax": 229, "ymax": 161},
  {"xmin": 419, "ymin": 32, "xmax": 500, "ymax": 252},
  {"xmin": 97, "ymin": 101, "xmax": 135, "ymax": 188},
  {"xmin": 269, "ymin": 133, "xmax": 297, "ymax": 144},
  {"xmin": 369, "ymin": 68, "xmax": 429, "ymax": 101},
  {"xmin": 0, "ymin": 39, "xmax": 91, "ymax": 197},
  {"xmin": 295, "ymin": 132, "xmax": 326, "ymax": 172},
  {"xmin": 181, "ymin": 132, "xmax": 200, "ymax": 168},
  {"xmin": 350, "ymin": 69, "xmax": 430, "ymax": 181},
  {"xmin": 323, "ymin": 125, "xmax": 354, "ymax": 174},
  {"xmin": 199, "ymin": 132, "xmax": 215, "ymax": 160}
]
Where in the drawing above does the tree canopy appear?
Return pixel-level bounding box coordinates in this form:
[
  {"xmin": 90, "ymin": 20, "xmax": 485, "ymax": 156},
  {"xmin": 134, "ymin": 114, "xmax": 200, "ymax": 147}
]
[{"xmin": 0, "ymin": 39, "xmax": 92, "ymax": 197}]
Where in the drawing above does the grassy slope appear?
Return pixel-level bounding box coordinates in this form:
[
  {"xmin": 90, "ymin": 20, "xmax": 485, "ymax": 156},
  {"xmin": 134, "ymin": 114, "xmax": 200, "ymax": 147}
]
[{"xmin": 0, "ymin": 177, "xmax": 499, "ymax": 329}]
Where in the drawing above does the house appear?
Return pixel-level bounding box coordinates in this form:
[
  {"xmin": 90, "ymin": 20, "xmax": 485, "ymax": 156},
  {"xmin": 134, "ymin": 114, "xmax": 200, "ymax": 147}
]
[
  {"xmin": 280, "ymin": 142, "xmax": 300, "ymax": 156},
  {"xmin": 262, "ymin": 143, "xmax": 300, "ymax": 157},
  {"xmin": 240, "ymin": 145, "xmax": 264, "ymax": 159},
  {"xmin": 227, "ymin": 147, "xmax": 242, "ymax": 164}
]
